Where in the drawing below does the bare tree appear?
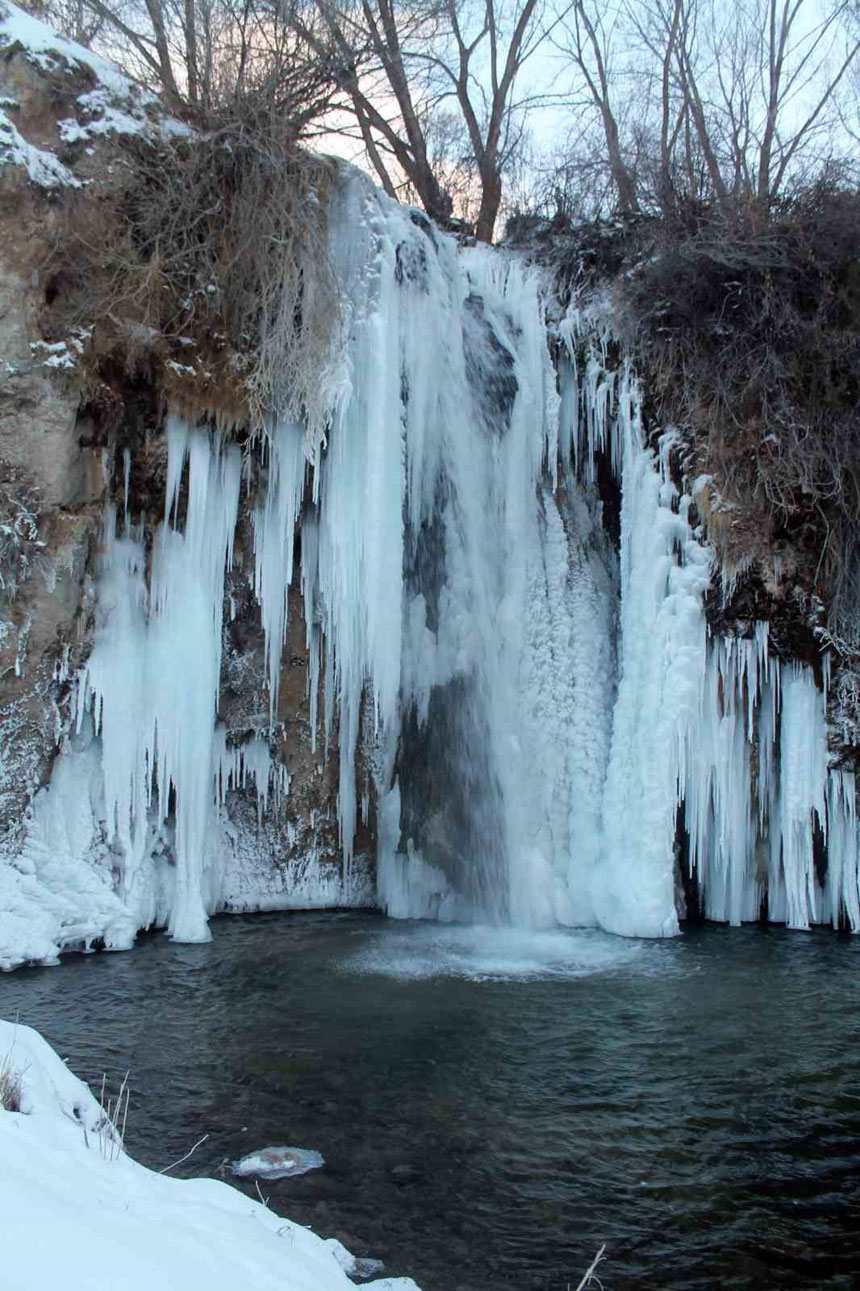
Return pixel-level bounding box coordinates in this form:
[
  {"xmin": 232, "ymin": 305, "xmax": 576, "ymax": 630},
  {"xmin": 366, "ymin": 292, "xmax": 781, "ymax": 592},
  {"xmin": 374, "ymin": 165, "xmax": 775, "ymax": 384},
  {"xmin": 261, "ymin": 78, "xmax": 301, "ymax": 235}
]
[
  {"xmin": 34, "ymin": 0, "xmax": 338, "ymax": 125},
  {"xmin": 300, "ymin": 0, "xmax": 553, "ymax": 241},
  {"xmin": 558, "ymin": 1, "xmax": 639, "ymax": 213},
  {"xmin": 438, "ymin": 0, "xmax": 546, "ymax": 239},
  {"xmin": 553, "ymin": 0, "xmax": 860, "ymax": 221},
  {"xmin": 27, "ymin": 0, "xmax": 106, "ymax": 43},
  {"xmin": 752, "ymin": 0, "xmax": 860, "ymax": 204}
]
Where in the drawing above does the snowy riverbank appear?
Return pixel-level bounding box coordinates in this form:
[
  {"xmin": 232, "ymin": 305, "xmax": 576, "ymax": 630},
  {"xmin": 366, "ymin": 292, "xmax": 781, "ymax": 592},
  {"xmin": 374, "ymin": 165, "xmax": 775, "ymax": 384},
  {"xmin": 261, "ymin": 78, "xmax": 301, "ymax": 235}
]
[{"xmin": 0, "ymin": 1019, "xmax": 417, "ymax": 1291}]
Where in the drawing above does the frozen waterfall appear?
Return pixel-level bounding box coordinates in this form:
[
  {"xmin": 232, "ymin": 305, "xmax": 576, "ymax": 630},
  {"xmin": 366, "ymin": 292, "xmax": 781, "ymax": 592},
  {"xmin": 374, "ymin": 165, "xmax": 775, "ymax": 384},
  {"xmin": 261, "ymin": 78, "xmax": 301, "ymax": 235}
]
[{"xmin": 3, "ymin": 165, "xmax": 859, "ymax": 967}]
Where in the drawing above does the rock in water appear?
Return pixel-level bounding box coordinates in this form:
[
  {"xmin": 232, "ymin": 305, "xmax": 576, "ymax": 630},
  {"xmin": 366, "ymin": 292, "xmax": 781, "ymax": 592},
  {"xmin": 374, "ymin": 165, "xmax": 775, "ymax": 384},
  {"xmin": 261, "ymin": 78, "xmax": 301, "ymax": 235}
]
[
  {"xmin": 352, "ymin": 1257, "xmax": 386, "ymax": 1280},
  {"xmin": 231, "ymin": 1146, "xmax": 324, "ymax": 1179}
]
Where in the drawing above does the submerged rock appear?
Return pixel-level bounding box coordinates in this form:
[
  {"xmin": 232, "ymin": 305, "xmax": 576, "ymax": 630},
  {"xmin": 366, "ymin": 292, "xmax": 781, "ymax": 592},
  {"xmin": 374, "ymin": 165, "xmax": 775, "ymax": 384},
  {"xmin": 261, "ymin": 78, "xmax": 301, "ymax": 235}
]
[
  {"xmin": 353, "ymin": 1258, "xmax": 386, "ymax": 1281},
  {"xmin": 323, "ymin": 1239, "xmax": 385, "ymax": 1282},
  {"xmin": 231, "ymin": 1145, "xmax": 324, "ymax": 1180}
]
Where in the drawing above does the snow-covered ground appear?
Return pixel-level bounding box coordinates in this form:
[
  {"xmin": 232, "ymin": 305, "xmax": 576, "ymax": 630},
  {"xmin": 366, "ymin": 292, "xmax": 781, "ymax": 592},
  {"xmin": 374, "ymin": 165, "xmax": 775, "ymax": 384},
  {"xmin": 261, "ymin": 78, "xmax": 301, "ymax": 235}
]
[{"xmin": 0, "ymin": 1018, "xmax": 418, "ymax": 1291}]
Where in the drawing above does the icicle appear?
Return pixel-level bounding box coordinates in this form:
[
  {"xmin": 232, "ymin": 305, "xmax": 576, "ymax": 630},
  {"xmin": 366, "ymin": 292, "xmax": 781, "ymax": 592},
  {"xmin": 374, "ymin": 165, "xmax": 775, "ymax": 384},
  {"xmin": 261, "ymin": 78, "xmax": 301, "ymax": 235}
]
[
  {"xmin": 78, "ymin": 421, "xmax": 242, "ymax": 943},
  {"xmin": 596, "ymin": 406, "xmax": 712, "ymax": 936},
  {"xmin": 213, "ymin": 728, "xmax": 290, "ymax": 828},
  {"xmin": 122, "ymin": 448, "xmax": 131, "ymax": 533},
  {"xmin": 557, "ymin": 308, "xmax": 623, "ymax": 481},
  {"xmin": 775, "ymin": 663, "xmax": 828, "ymax": 930},
  {"xmin": 252, "ymin": 421, "xmax": 306, "ymax": 724},
  {"xmin": 826, "ymin": 769, "xmax": 860, "ymax": 930},
  {"xmin": 684, "ymin": 635, "xmax": 761, "ymax": 926},
  {"xmin": 164, "ymin": 414, "xmax": 189, "ymax": 526},
  {"xmin": 300, "ymin": 509, "xmax": 321, "ymax": 750}
]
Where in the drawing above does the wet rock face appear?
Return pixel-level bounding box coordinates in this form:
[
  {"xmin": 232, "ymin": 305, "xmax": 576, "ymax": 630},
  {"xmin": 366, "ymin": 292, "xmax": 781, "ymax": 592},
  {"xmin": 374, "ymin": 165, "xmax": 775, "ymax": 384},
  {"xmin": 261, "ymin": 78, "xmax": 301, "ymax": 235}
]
[{"xmin": 220, "ymin": 535, "xmax": 347, "ymax": 877}]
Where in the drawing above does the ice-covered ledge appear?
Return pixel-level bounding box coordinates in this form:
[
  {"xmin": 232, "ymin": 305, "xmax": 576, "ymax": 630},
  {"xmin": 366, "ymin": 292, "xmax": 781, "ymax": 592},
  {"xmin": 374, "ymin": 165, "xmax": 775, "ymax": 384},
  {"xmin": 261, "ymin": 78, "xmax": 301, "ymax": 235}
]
[{"xmin": 0, "ymin": 1019, "xmax": 418, "ymax": 1291}]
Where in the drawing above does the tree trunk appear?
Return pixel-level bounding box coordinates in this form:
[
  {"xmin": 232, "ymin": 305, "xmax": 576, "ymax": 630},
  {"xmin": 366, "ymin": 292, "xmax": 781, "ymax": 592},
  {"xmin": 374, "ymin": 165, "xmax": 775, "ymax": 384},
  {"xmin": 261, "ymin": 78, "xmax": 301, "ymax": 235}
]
[
  {"xmin": 602, "ymin": 107, "xmax": 639, "ymax": 215},
  {"xmin": 475, "ymin": 170, "xmax": 502, "ymax": 243},
  {"xmin": 184, "ymin": 0, "xmax": 198, "ymax": 106},
  {"xmin": 144, "ymin": 0, "xmax": 181, "ymax": 104}
]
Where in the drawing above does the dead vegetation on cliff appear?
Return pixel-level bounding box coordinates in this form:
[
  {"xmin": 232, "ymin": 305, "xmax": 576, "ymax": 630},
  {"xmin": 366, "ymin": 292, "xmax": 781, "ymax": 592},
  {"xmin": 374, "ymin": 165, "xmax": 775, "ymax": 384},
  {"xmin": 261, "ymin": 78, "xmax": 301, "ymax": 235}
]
[
  {"xmin": 611, "ymin": 184, "xmax": 860, "ymax": 655},
  {"xmin": 40, "ymin": 101, "xmax": 341, "ymax": 441}
]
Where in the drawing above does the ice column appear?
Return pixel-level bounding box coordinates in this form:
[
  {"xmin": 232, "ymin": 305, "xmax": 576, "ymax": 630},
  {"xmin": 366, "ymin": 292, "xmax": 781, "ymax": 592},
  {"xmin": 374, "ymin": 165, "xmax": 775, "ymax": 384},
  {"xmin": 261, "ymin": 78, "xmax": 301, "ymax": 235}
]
[
  {"xmin": 252, "ymin": 421, "xmax": 307, "ymax": 723},
  {"xmin": 78, "ymin": 424, "xmax": 242, "ymax": 942},
  {"xmin": 595, "ymin": 418, "xmax": 712, "ymax": 936}
]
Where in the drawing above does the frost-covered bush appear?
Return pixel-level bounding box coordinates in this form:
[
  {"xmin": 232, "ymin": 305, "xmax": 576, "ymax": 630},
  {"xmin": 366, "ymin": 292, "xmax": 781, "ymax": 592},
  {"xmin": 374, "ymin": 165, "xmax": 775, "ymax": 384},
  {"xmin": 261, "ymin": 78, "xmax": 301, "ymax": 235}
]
[
  {"xmin": 44, "ymin": 103, "xmax": 341, "ymax": 441},
  {"xmin": 0, "ymin": 467, "xmax": 41, "ymax": 602}
]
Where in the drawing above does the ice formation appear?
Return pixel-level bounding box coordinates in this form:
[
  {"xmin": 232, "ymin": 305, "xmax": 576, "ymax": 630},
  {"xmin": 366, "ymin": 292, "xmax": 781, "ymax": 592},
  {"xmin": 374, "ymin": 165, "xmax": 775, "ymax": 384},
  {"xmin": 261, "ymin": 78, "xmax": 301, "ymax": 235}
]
[
  {"xmin": 2, "ymin": 161, "xmax": 859, "ymax": 969},
  {"xmin": 75, "ymin": 428, "xmax": 244, "ymax": 943},
  {"xmin": 232, "ymin": 1146, "xmax": 324, "ymax": 1180},
  {"xmin": 558, "ymin": 313, "xmax": 860, "ymax": 936}
]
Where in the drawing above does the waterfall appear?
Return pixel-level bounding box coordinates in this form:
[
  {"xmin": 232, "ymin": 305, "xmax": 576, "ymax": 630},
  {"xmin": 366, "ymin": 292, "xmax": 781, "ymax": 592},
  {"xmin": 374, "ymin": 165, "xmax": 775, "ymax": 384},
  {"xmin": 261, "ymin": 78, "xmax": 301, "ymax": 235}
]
[{"xmin": 5, "ymin": 165, "xmax": 859, "ymax": 967}]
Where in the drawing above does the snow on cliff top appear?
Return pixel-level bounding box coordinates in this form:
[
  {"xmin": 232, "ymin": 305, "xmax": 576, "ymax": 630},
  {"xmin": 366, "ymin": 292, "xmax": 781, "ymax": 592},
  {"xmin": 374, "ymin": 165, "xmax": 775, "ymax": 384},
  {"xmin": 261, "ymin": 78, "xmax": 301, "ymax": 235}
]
[
  {"xmin": 0, "ymin": 1, "xmax": 137, "ymax": 96},
  {"xmin": 0, "ymin": 1018, "xmax": 419, "ymax": 1291},
  {"xmin": 0, "ymin": 1, "xmax": 189, "ymax": 188}
]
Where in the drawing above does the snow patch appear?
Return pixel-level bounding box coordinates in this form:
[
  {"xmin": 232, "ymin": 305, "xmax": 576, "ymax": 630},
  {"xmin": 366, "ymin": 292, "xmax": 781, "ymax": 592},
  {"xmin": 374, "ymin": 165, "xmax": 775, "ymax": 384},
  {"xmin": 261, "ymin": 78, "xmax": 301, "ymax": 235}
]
[
  {"xmin": 0, "ymin": 106, "xmax": 80, "ymax": 187},
  {"xmin": 0, "ymin": 1018, "xmax": 418, "ymax": 1291}
]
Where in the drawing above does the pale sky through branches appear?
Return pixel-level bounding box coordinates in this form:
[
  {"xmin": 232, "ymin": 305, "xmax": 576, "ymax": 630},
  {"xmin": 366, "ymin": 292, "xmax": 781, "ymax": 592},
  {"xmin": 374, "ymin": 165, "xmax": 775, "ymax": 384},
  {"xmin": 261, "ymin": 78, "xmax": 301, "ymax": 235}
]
[{"xmin": 34, "ymin": 0, "xmax": 860, "ymax": 228}]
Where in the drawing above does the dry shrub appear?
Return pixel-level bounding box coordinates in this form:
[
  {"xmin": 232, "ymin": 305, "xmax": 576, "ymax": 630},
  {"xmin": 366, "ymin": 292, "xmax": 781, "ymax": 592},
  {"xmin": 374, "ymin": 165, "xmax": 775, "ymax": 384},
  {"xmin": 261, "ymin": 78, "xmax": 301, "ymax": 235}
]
[
  {"xmin": 44, "ymin": 100, "xmax": 341, "ymax": 441},
  {"xmin": 617, "ymin": 185, "xmax": 860, "ymax": 648},
  {"xmin": 0, "ymin": 1055, "xmax": 22, "ymax": 1111}
]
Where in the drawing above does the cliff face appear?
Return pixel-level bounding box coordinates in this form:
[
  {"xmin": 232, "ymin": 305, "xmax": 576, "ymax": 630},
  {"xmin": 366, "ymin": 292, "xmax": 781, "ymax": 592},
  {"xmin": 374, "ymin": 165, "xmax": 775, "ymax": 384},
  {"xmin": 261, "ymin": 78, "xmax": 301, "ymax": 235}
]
[
  {"xmin": 0, "ymin": 6, "xmax": 370, "ymax": 967},
  {"xmin": 0, "ymin": 49, "xmax": 101, "ymax": 846}
]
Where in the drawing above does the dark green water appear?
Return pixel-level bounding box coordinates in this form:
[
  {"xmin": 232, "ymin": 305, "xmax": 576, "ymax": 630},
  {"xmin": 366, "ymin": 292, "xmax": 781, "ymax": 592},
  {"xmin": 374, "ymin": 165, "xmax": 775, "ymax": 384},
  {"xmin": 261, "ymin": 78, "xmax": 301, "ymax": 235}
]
[{"xmin": 2, "ymin": 913, "xmax": 860, "ymax": 1290}]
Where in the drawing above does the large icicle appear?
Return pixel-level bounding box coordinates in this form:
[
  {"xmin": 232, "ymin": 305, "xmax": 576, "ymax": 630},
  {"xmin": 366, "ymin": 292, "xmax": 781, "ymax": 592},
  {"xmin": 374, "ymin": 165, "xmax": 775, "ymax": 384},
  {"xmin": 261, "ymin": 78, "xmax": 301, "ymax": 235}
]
[
  {"xmin": 313, "ymin": 174, "xmax": 407, "ymax": 864},
  {"xmin": 825, "ymin": 769, "xmax": 860, "ymax": 930},
  {"xmin": 298, "ymin": 171, "xmax": 625, "ymax": 926},
  {"xmin": 595, "ymin": 419, "xmax": 712, "ymax": 936},
  {"xmin": 77, "ymin": 424, "xmax": 241, "ymax": 942},
  {"xmin": 252, "ymin": 421, "xmax": 306, "ymax": 723},
  {"xmin": 684, "ymin": 630, "xmax": 770, "ymax": 925},
  {"xmin": 774, "ymin": 663, "xmax": 829, "ymax": 929}
]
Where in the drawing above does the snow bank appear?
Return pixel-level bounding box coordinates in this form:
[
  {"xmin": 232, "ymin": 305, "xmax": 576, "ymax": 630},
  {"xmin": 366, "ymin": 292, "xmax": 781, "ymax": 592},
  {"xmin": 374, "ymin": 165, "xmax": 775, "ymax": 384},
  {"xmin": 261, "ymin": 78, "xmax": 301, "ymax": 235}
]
[
  {"xmin": 0, "ymin": 1018, "xmax": 419, "ymax": 1291},
  {"xmin": 0, "ymin": 0, "xmax": 190, "ymax": 192},
  {"xmin": 0, "ymin": 1, "xmax": 138, "ymax": 95}
]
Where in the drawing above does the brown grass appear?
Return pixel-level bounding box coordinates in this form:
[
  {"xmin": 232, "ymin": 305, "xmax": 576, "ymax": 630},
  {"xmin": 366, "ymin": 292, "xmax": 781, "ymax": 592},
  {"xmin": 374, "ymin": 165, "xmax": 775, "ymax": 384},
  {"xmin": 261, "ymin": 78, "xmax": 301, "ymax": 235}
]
[
  {"xmin": 616, "ymin": 185, "xmax": 860, "ymax": 648},
  {"xmin": 0, "ymin": 1056, "xmax": 22, "ymax": 1112}
]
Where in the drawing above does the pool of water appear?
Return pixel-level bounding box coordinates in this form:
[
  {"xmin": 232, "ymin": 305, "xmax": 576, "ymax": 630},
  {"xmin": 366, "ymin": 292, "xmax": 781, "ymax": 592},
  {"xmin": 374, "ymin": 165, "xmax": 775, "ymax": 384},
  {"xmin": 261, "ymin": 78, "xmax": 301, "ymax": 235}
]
[{"xmin": 2, "ymin": 913, "xmax": 860, "ymax": 1290}]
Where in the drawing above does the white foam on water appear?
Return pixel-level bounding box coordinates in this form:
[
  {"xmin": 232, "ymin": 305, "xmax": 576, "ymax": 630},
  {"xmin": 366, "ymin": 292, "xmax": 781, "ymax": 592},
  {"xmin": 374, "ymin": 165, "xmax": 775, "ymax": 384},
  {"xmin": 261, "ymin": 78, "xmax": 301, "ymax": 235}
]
[{"xmin": 341, "ymin": 923, "xmax": 645, "ymax": 982}]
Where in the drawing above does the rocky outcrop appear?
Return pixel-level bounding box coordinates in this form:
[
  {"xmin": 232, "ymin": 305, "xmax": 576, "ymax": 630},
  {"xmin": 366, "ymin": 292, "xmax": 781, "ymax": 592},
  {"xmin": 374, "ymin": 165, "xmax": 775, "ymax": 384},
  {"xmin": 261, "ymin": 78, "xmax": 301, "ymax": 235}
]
[{"xmin": 0, "ymin": 73, "xmax": 103, "ymax": 843}]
